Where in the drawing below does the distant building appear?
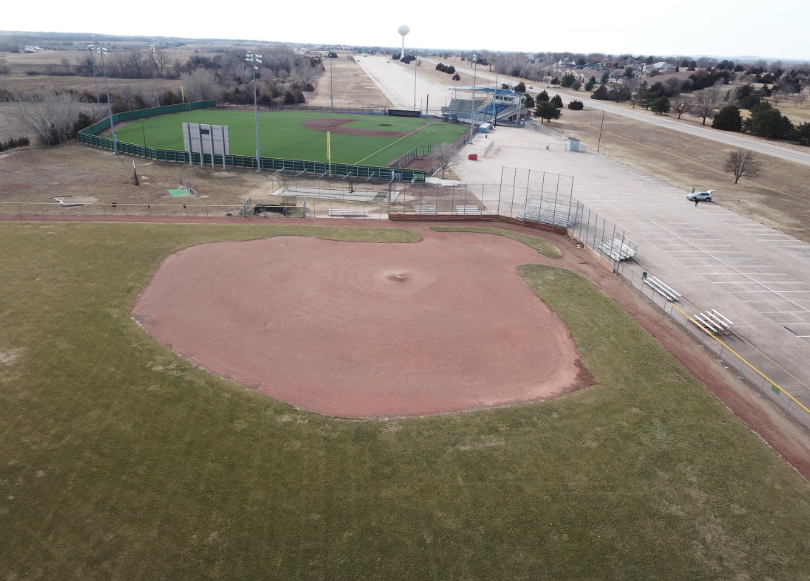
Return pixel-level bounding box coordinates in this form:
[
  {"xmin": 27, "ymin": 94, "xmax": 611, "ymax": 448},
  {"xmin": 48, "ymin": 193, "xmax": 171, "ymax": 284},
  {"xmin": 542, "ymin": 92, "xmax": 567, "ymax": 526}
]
[
  {"xmin": 644, "ymin": 62, "xmax": 675, "ymax": 74},
  {"xmin": 24, "ymin": 46, "xmax": 43, "ymax": 53}
]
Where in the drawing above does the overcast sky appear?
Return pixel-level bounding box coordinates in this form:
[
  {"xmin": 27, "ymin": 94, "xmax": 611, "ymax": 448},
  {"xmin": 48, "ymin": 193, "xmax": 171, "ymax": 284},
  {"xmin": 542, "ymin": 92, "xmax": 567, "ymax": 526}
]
[{"xmin": 4, "ymin": 0, "xmax": 809, "ymax": 61}]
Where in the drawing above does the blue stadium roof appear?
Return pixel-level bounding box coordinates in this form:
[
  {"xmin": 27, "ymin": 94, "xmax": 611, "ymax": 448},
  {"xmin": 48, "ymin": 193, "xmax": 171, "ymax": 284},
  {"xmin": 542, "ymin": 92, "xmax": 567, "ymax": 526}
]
[{"xmin": 450, "ymin": 87, "xmax": 524, "ymax": 96}]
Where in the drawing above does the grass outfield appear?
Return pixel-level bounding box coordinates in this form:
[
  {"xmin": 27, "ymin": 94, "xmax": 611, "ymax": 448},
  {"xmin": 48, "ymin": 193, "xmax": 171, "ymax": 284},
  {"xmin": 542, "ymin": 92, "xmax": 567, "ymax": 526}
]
[
  {"xmin": 431, "ymin": 225, "xmax": 562, "ymax": 258},
  {"xmin": 2, "ymin": 222, "xmax": 810, "ymax": 579},
  {"xmin": 113, "ymin": 110, "xmax": 468, "ymax": 166}
]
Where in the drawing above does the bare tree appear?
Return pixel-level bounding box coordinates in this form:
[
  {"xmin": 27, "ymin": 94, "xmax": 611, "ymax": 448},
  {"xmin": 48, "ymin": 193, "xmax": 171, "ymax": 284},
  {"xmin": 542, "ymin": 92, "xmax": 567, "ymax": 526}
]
[
  {"xmin": 723, "ymin": 149, "xmax": 762, "ymax": 184},
  {"xmin": 181, "ymin": 69, "xmax": 222, "ymax": 101},
  {"xmin": 796, "ymin": 91, "xmax": 807, "ymax": 107},
  {"xmin": 430, "ymin": 142, "xmax": 462, "ymax": 179},
  {"xmin": 12, "ymin": 90, "xmax": 84, "ymax": 145},
  {"xmin": 153, "ymin": 47, "xmax": 170, "ymax": 77},
  {"xmin": 692, "ymin": 85, "xmax": 723, "ymax": 125},
  {"xmin": 669, "ymin": 94, "xmax": 692, "ymax": 119}
]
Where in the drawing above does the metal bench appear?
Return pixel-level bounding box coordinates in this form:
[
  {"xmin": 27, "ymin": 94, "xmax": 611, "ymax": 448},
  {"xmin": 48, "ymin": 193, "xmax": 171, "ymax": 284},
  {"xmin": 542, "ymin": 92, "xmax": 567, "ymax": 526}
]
[
  {"xmin": 643, "ymin": 275, "xmax": 681, "ymax": 302},
  {"xmin": 693, "ymin": 309, "xmax": 734, "ymax": 335},
  {"xmin": 598, "ymin": 238, "xmax": 636, "ymax": 261},
  {"xmin": 328, "ymin": 209, "xmax": 368, "ymax": 218},
  {"xmin": 454, "ymin": 205, "xmax": 482, "ymax": 215}
]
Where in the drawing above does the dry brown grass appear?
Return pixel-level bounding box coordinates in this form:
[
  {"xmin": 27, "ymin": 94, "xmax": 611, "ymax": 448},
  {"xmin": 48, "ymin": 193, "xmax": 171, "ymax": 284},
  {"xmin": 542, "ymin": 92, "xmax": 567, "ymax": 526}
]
[
  {"xmin": 0, "ymin": 144, "xmax": 284, "ymax": 208},
  {"xmin": 307, "ymin": 56, "xmax": 392, "ymax": 108}
]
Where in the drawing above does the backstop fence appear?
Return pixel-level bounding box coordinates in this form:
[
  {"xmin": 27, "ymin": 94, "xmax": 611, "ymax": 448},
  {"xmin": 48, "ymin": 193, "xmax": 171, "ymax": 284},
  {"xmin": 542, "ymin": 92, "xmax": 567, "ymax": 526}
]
[{"xmin": 76, "ymin": 102, "xmax": 427, "ymax": 182}]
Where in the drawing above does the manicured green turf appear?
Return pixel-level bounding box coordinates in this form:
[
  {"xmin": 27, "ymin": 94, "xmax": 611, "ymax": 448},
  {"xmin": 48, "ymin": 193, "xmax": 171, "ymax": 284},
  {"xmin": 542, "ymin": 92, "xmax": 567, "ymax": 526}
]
[
  {"xmin": 431, "ymin": 225, "xmax": 562, "ymax": 258},
  {"xmin": 113, "ymin": 110, "xmax": 468, "ymax": 166},
  {"xmin": 2, "ymin": 223, "xmax": 810, "ymax": 580}
]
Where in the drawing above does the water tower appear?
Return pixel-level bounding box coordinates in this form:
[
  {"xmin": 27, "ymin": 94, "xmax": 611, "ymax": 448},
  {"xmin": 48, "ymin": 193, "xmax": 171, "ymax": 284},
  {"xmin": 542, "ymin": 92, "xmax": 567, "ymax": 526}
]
[{"xmin": 398, "ymin": 25, "xmax": 410, "ymax": 60}]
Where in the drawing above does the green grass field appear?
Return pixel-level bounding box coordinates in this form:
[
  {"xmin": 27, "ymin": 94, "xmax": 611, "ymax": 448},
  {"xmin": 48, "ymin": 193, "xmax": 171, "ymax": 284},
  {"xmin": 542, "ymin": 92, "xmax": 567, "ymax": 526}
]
[
  {"xmin": 113, "ymin": 110, "xmax": 468, "ymax": 166},
  {"xmin": 2, "ymin": 222, "xmax": 810, "ymax": 579}
]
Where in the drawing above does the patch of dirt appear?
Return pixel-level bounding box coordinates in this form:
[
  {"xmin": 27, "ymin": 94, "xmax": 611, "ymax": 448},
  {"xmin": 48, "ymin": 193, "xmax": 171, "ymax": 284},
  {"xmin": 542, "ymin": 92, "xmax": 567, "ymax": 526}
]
[
  {"xmin": 301, "ymin": 117, "xmax": 425, "ymax": 138},
  {"xmin": 132, "ymin": 231, "xmax": 583, "ymax": 418},
  {"xmin": 0, "ymin": 348, "xmax": 25, "ymax": 365}
]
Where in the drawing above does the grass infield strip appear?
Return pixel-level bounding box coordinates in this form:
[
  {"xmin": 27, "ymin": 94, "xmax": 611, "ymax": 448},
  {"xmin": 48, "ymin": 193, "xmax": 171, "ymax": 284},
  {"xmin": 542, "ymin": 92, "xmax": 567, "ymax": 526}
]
[
  {"xmin": 2, "ymin": 224, "xmax": 810, "ymax": 579},
  {"xmin": 431, "ymin": 225, "xmax": 562, "ymax": 259}
]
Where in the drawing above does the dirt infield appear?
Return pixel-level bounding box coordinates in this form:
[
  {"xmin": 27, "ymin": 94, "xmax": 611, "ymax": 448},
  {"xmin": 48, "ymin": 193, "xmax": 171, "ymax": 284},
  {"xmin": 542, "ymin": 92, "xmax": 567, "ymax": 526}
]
[
  {"xmin": 301, "ymin": 117, "xmax": 426, "ymax": 138},
  {"xmin": 132, "ymin": 231, "xmax": 586, "ymax": 417}
]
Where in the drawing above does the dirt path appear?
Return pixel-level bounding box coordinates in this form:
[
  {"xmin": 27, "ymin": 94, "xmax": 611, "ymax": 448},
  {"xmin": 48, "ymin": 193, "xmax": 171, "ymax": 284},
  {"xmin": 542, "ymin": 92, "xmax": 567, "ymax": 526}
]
[{"xmin": 301, "ymin": 117, "xmax": 426, "ymax": 138}]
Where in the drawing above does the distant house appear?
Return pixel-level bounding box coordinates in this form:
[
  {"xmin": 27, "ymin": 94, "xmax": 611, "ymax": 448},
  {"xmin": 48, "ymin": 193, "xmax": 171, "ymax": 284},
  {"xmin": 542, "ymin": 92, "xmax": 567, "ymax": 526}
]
[
  {"xmin": 644, "ymin": 62, "xmax": 675, "ymax": 74},
  {"xmin": 24, "ymin": 46, "xmax": 43, "ymax": 53}
]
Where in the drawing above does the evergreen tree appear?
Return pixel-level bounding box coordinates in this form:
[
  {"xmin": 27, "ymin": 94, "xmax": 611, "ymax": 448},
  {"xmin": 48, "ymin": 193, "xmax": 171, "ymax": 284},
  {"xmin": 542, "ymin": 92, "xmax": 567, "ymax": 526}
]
[
  {"xmin": 535, "ymin": 101, "xmax": 562, "ymax": 123},
  {"xmin": 650, "ymin": 96, "xmax": 670, "ymax": 115},
  {"xmin": 712, "ymin": 105, "xmax": 743, "ymax": 132},
  {"xmin": 742, "ymin": 102, "xmax": 794, "ymax": 139}
]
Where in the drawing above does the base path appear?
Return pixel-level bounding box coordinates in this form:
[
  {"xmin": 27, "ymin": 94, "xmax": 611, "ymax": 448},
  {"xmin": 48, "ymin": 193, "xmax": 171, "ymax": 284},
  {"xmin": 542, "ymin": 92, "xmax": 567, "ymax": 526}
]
[
  {"xmin": 132, "ymin": 231, "xmax": 586, "ymax": 417},
  {"xmin": 301, "ymin": 117, "xmax": 426, "ymax": 138}
]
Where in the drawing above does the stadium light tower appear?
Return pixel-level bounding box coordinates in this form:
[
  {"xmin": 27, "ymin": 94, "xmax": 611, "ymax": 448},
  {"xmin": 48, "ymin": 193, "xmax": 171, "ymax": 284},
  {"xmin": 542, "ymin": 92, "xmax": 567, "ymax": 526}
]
[
  {"xmin": 149, "ymin": 44, "xmax": 160, "ymax": 107},
  {"xmin": 87, "ymin": 45, "xmax": 103, "ymax": 118},
  {"xmin": 470, "ymin": 54, "xmax": 478, "ymax": 142},
  {"xmin": 329, "ymin": 51, "xmax": 334, "ymax": 112},
  {"xmin": 97, "ymin": 47, "xmax": 117, "ymax": 154},
  {"xmin": 413, "ymin": 54, "xmax": 418, "ymax": 110},
  {"xmin": 398, "ymin": 25, "xmax": 409, "ymax": 60},
  {"xmin": 246, "ymin": 51, "xmax": 263, "ymax": 170}
]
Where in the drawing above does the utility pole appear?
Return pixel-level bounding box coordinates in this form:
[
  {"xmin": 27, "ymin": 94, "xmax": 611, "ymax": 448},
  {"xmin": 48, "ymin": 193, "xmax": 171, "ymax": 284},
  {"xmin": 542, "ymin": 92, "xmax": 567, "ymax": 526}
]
[
  {"xmin": 470, "ymin": 54, "xmax": 477, "ymax": 142},
  {"xmin": 246, "ymin": 51, "xmax": 263, "ymax": 170},
  {"xmin": 597, "ymin": 111, "xmax": 605, "ymax": 152},
  {"xmin": 87, "ymin": 45, "xmax": 103, "ymax": 118},
  {"xmin": 97, "ymin": 47, "xmax": 117, "ymax": 154},
  {"xmin": 149, "ymin": 44, "xmax": 160, "ymax": 107}
]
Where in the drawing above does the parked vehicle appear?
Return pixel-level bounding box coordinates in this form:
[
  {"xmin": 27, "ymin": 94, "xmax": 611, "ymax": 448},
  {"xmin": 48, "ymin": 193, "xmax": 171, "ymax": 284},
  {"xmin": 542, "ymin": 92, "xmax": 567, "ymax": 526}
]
[{"xmin": 687, "ymin": 189, "xmax": 714, "ymax": 202}]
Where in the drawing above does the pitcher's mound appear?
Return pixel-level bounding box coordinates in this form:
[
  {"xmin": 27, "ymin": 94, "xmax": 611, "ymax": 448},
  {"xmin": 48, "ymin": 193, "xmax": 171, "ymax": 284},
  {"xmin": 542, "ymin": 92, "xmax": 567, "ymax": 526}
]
[{"xmin": 132, "ymin": 232, "xmax": 585, "ymax": 417}]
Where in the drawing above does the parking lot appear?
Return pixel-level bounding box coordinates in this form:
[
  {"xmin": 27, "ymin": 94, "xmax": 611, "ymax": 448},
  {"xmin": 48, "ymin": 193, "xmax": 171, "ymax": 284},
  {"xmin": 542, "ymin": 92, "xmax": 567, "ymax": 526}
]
[{"xmin": 453, "ymin": 127, "xmax": 810, "ymax": 419}]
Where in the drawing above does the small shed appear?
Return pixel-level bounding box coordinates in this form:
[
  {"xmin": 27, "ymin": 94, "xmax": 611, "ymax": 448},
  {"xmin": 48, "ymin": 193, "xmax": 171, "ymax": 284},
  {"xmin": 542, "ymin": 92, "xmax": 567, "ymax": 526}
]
[
  {"xmin": 564, "ymin": 138, "xmax": 580, "ymax": 152},
  {"xmin": 479, "ymin": 122, "xmax": 492, "ymax": 133}
]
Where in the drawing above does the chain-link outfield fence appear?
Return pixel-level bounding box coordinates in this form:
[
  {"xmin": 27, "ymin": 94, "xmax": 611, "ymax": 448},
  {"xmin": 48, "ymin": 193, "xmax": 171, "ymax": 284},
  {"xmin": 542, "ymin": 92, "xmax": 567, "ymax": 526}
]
[
  {"xmin": 617, "ymin": 262, "xmax": 810, "ymax": 430},
  {"xmin": 77, "ymin": 102, "xmax": 428, "ymax": 182}
]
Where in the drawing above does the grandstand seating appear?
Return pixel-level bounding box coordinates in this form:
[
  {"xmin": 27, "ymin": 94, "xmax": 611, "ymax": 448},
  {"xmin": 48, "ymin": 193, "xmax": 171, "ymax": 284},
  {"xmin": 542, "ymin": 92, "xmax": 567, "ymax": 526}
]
[{"xmin": 443, "ymin": 99, "xmax": 489, "ymax": 119}]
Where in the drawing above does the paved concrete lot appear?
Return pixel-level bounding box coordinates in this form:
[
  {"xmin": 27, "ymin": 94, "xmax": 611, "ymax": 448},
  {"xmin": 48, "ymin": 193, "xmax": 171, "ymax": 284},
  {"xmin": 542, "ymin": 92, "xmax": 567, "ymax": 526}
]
[
  {"xmin": 357, "ymin": 56, "xmax": 458, "ymax": 113},
  {"xmin": 451, "ymin": 126, "xmax": 810, "ymax": 420}
]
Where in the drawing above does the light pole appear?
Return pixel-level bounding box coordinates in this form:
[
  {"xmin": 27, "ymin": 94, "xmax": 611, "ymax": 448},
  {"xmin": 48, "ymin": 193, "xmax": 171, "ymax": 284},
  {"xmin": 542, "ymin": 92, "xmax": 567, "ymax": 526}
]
[
  {"xmin": 413, "ymin": 54, "xmax": 418, "ymax": 111},
  {"xmin": 87, "ymin": 45, "xmax": 103, "ymax": 118},
  {"xmin": 492, "ymin": 54, "xmax": 499, "ymax": 127},
  {"xmin": 246, "ymin": 51, "xmax": 263, "ymax": 170},
  {"xmin": 469, "ymin": 54, "xmax": 477, "ymax": 142},
  {"xmin": 149, "ymin": 44, "xmax": 160, "ymax": 107},
  {"xmin": 97, "ymin": 47, "xmax": 117, "ymax": 154},
  {"xmin": 329, "ymin": 52, "xmax": 334, "ymax": 112}
]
